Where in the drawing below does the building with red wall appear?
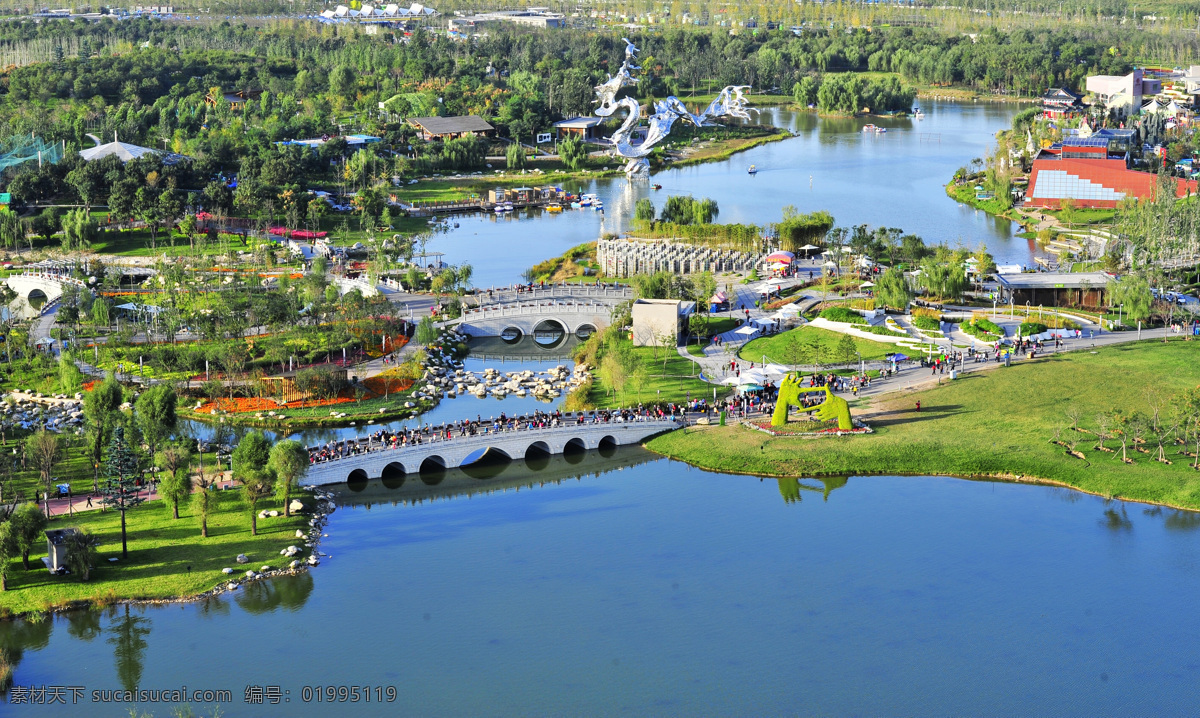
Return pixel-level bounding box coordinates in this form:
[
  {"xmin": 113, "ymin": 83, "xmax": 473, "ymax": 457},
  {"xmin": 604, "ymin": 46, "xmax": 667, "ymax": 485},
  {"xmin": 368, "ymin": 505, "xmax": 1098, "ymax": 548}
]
[{"xmin": 1025, "ymin": 143, "xmax": 1198, "ymax": 209}]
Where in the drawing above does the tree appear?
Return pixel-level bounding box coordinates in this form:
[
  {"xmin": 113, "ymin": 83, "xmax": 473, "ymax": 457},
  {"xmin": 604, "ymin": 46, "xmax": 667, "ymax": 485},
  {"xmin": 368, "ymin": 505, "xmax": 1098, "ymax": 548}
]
[
  {"xmin": 1108, "ymin": 274, "xmax": 1153, "ymax": 325},
  {"xmin": 63, "ymin": 529, "xmax": 99, "ymax": 582},
  {"xmin": 268, "ymin": 440, "xmax": 309, "ymax": 517},
  {"xmin": 0, "ymin": 522, "xmax": 14, "ymax": 591},
  {"xmin": 156, "ymin": 443, "xmax": 193, "ymax": 520},
  {"xmin": 9, "ymin": 503, "xmax": 47, "ymax": 570},
  {"xmin": 234, "ymin": 431, "xmax": 274, "ymax": 535},
  {"xmin": 634, "ymin": 198, "xmax": 656, "ymax": 223},
  {"xmin": 835, "ymin": 334, "xmax": 858, "ymax": 365},
  {"xmin": 191, "ymin": 473, "xmax": 221, "ymax": 539},
  {"xmin": 24, "ymin": 431, "xmax": 61, "ymax": 516},
  {"xmin": 506, "ymin": 142, "xmax": 526, "ymax": 170},
  {"xmin": 60, "ymin": 208, "xmax": 96, "ymax": 252},
  {"xmin": 874, "ymin": 267, "xmax": 912, "ymax": 311},
  {"xmin": 101, "ymin": 426, "xmax": 145, "ymax": 559},
  {"xmin": 0, "ymin": 207, "xmax": 23, "ymax": 252},
  {"xmin": 416, "ymin": 316, "xmax": 438, "ymax": 345},
  {"xmin": 559, "ymin": 134, "xmax": 586, "ymax": 170},
  {"xmin": 83, "ymin": 372, "xmax": 123, "ymax": 492},
  {"xmin": 134, "ymin": 384, "xmax": 177, "ymax": 459}
]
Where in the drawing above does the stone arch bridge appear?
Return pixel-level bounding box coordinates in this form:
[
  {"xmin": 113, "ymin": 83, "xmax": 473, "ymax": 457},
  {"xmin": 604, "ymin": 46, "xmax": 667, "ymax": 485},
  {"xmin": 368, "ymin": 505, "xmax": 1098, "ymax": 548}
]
[
  {"xmin": 300, "ymin": 418, "xmax": 680, "ymax": 487},
  {"xmin": 6, "ymin": 272, "xmax": 91, "ymax": 306},
  {"xmin": 445, "ymin": 300, "xmax": 614, "ymax": 345}
]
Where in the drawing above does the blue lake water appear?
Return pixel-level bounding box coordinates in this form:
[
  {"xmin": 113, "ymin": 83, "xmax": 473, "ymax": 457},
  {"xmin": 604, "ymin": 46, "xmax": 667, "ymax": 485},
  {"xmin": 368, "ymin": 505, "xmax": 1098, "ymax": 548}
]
[
  {"xmin": 432, "ymin": 100, "xmax": 1026, "ymax": 288},
  {"xmin": 5, "ymin": 454, "xmax": 1200, "ymax": 716}
]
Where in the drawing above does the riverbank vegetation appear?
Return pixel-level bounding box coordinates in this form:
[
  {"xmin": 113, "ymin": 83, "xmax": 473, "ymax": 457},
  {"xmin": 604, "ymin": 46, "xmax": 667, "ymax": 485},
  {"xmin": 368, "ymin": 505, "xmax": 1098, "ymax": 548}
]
[
  {"xmin": 650, "ymin": 340, "xmax": 1200, "ymax": 511},
  {"xmin": 0, "ymin": 493, "xmax": 307, "ymax": 616}
]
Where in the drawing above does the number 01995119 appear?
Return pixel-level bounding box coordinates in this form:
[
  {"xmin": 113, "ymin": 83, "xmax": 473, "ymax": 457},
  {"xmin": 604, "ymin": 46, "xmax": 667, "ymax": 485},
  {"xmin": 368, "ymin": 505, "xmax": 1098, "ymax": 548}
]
[{"xmin": 301, "ymin": 686, "xmax": 397, "ymax": 702}]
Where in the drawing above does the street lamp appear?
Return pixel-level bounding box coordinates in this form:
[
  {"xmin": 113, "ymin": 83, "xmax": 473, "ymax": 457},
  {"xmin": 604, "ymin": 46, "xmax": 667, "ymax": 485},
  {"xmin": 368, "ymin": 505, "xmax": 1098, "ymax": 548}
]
[{"xmin": 1119, "ymin": 303, "xmax": 1124, "ymax": 328}]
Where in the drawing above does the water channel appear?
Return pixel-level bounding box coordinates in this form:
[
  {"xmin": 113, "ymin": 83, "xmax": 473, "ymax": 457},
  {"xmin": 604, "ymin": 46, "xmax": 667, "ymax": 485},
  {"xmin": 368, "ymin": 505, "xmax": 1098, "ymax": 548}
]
[
  {"xmin": 5, "ymin": 455, "xmax": 1200, "ymax": 715},
  {"xmin": 430, "ymin": 100, "xmax": 1026, "ymax": 288}
]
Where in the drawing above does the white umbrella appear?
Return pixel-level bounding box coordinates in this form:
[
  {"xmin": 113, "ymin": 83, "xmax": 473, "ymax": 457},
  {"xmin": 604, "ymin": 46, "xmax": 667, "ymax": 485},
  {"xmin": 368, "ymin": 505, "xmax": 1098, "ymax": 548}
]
[
  {"xmin": 763, "ymin": 363, "xmax": 790, "ymax": 377},
  {"xmin": 799, "ymin": 244, "xmax": 820, "ymax": 251},
  {"xmin": 823, "ymin": 260, "xmax": 838, "ymax": 268},
  {"xmin": 860, "ymin": 281, "xmax": 875, "ymax": 288}
]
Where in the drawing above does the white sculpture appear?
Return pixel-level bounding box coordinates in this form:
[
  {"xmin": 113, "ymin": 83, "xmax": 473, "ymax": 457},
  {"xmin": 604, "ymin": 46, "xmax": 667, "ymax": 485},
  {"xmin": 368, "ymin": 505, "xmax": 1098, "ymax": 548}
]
[{"xmin": 593, "ymin": 38, "xmax": 756, "ymax": 177}]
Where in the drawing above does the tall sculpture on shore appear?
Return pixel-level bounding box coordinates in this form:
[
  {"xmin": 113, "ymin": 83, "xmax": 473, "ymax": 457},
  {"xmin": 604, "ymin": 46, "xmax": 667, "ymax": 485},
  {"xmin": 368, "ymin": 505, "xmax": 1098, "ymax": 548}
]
[{"xmin": 594, "ymin": 39, "xmax": 756, "ymax": 178}]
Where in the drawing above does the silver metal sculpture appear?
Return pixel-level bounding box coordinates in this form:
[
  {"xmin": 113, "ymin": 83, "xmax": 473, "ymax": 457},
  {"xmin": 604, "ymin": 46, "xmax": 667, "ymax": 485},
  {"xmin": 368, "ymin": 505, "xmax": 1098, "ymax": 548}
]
[{"xmin": 593, "ymin": 38, "xmax": 756, "ymax": 177}]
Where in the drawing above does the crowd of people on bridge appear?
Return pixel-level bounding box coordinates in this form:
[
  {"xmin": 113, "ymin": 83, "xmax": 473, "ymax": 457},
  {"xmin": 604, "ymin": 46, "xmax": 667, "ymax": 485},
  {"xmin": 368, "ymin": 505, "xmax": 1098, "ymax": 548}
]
[{"xmin": 307, "ymin": 406, "xmax": 688, "ymax": 464}]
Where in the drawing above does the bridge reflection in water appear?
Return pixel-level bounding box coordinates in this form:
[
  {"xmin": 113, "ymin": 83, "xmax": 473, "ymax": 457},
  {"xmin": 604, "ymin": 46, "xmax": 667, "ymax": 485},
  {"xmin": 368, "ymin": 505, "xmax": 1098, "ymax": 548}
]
[{"xmin": 328, "ymin": 445, "xmax": 850, "ymax": 510}]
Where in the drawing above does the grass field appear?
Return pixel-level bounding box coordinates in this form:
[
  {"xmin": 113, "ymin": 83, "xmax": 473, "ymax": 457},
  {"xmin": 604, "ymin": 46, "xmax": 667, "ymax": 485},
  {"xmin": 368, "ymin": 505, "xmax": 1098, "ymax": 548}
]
[
  {"xmin": 588, "ymin": 343, "xmax": 730, "ymax": 408},
  {"xmin": 739, "ymin": 326, "xmax": 898, "ymax": 365},
  {"xmin": 0, "ymin": 494, "xmax": 308, "ymax": 616},
  {"xmin": 648, "ymin": 340, "xmax": 1200, "ymax": 511}
]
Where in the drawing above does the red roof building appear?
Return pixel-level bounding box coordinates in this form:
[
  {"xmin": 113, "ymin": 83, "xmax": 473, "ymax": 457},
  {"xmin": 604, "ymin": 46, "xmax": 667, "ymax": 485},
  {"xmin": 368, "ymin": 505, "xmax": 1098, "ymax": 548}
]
[{"xmin": 1025, "ymin": 145, "xmax": 1197, "ymax": 209}]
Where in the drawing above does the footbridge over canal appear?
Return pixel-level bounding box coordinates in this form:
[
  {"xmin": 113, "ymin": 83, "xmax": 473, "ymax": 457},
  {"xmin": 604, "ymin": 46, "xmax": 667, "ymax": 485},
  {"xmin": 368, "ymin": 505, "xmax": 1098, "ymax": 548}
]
[
  {"xmin": 446, "ymin": 285, "xmax": 634, "ymax": 344},
  {"xmin": 300, "ymin": 418, "xmax": 681, "ymax": 487}
]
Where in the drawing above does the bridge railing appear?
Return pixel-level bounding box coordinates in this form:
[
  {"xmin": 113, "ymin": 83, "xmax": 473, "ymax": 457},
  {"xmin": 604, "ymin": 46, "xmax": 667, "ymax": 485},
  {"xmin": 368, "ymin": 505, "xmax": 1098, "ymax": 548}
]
[
  {"xmin": 474, "ymin": 285, "xmax": 633, "ymax": 306},
  {"xmin": 307, "ymin": 416, "xmax": 681, "ymax": 465},
  {"xmin": 454, "ymin": 301, "xmax": 615, "ymax": 320}
]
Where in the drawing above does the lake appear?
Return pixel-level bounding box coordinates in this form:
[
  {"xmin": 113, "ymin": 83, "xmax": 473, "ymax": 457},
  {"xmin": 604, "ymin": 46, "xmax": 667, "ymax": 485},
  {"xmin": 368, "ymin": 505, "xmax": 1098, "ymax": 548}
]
[
  {"xmin": 429, "ymin": 100, "xmax": 1027, "ymax": 288},
  {"xmin": 5, "ymin": 454, "xmax": 1200, "ymax": 716}
]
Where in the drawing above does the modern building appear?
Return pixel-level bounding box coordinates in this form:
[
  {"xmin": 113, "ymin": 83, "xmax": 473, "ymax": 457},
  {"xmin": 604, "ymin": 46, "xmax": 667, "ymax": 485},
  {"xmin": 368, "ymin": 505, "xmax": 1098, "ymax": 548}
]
[
  {"xmin": 318, "ymin": 2, "xmax": 437, "ymax": 22},
  {"xmin": 631, "ymin": 298, "xmax": 694, "ymax": 347},
  {"xmin": 1024, "ymin": 138, "xmax": 1198, "ymax": 209},
  {"xmin": 1041, "ymin": 87, "xmax": 1086, "ymax": 119},
  {"xmin": 994, "ymin": 272, "xmax": 1113, "ymax": 308},
  {"xmin": 552, "ymin": 117, "xmax": 605, "ymax": 141},
  {"xmin": 408, "ymin": 115, "xmax": 495, "ymax": 140},
  {"xmin": 79, "ymin": 137, "xmax": 189, "ymax": 165},
  {"xmin": 1085, "ymin": 69, "xmax": 1162, "ymax": 119},
  {"xmin": 447, "ymin": 10, "xmax": 565, "ymax": 31}
]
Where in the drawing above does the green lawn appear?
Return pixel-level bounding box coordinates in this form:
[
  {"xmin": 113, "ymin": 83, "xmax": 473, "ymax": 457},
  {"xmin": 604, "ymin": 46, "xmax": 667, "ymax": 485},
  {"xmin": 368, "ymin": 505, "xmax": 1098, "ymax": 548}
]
[
  {"xmin": 739, "ymin": 326, "xmax": 899, "ymax": 365},
  {"xmin": 588, "ymin": 343, "xmax": 730, "ymax": 408},
  {"xmin": 0, "ymin": 494, "xmax": 309, "ymax": 616},
  {"xmin": 649, "ymin": 339, "xmax": 1200, "ymax": 511}
]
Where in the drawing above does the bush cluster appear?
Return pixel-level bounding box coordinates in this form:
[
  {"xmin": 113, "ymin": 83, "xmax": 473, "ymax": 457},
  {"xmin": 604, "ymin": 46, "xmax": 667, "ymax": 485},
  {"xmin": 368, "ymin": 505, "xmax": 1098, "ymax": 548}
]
[{"xmin": 818, "ymin": 307, "xmax": 865, "ymax": 325}]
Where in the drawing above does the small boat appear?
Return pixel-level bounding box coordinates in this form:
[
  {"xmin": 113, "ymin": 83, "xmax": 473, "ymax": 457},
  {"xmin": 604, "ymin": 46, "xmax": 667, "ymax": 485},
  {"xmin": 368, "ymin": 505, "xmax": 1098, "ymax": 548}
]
[
  {"xmin": 570, "ymin": 201, "xmax": 581, "ymax": 209},
  {"xmin": 494, "ymin": 205, "xmax": 505, "ymax": 213},
  {"xmin": 652, "ymin": 184, "xmax": 662, "ymax": 190},
  {"xmin": 579, "ymin": 193, "xmax": 596, "ymax": 206},
  {"xmin": 913, "ymin": 107, "xmax": 924, "ymax": 118},
  {"xmin": 546, "ymin": 203, "xmax": 563, "ymax": 213},
  {"xmin": 593, "ymin": 202, "xmax": 604, "ymax": 211},
  {"xmin": 502, "ymin": 201, "xmax": 514, "ymax": 211},
  {"xmin": 863, "ymin": 124, "xmax": 886, "ymax": 133},
  {"xmin": 748, "ymin": 165, "xmax": 758, "ymax": 174}
]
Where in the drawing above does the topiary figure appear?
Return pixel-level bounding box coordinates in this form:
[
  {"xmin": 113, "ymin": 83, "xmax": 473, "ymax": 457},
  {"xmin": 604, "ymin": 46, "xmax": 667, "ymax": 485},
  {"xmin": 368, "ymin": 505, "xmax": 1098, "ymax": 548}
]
[{"xmin": 771, "ymin": 374, "xmax": 853, "ymax": 431}]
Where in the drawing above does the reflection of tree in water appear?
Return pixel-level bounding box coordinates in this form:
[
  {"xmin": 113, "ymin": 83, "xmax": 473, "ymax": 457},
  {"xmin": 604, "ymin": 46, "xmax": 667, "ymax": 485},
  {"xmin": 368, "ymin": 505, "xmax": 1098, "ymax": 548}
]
[
  {"xmin": 776, "ymin": 476, "xmax": 848, "ymax": 504},
  {"xmin": 66, "ymin": 610, "xmax": 103, "ymax": 642},
  {"xmin": 1164, "ymin": 509, "xmax": 1200, "ymax": 532},
  {"xmin": 106, "ymin": 605, "xmax": 150, "ymax": 693},
  {"xmin": 0, "ymin": 617, "xmax": 52, "ymax": 695},
  {"xmin": 235, "ymin": 573, "xmax": 315, "ymax": 615},
  {"xmin": 1102, "ymin": 505, "xmax": 1133, "ymax": 532}
]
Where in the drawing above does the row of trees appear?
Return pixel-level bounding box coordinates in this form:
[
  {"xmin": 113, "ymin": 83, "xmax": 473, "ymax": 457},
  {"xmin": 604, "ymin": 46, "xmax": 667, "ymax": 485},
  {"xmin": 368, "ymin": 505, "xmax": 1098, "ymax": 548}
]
[{"xmin": 0, "ymin": 373, "xmax": 311, "ymax": 589}]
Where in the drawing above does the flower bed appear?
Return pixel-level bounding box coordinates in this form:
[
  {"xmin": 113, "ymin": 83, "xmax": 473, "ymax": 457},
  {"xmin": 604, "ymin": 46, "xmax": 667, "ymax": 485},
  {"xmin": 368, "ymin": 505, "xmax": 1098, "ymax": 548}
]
[{"xmin": 194, "ymin": 395, "xmax": 354, "ymax": 414}]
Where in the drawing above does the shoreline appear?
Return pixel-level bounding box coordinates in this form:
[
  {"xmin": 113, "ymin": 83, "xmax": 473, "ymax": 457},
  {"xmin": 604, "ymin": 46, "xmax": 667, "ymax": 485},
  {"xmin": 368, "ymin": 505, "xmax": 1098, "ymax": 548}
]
[
  {"xmin": 644, "ymin": 433, "xmax": 1200, "ymax": 515},
  {"xmin": 0, "ymin": 489, "xmax": 336, "ymax": 621}
]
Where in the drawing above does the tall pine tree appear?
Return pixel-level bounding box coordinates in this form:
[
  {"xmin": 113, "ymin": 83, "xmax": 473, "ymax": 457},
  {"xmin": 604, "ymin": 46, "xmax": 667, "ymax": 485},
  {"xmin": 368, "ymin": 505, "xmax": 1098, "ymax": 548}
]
[{"xmin": 101, "ymin": 427, "xmax": 144, "ymax": 559}]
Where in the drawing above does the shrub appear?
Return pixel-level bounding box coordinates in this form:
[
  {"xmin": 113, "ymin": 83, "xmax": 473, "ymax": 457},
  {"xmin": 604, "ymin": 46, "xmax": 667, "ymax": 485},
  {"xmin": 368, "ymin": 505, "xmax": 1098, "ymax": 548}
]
[
  {"xmin": 1019, "ymin": 321, "xmax": 1048, "ymax": 335},
  {"xmin": 913, "ymin": 315, "xmax": 941, "ymax": 331},
  {"xmin": 818, "ymin": 307, "xmax": 865, "ymax": 324}
]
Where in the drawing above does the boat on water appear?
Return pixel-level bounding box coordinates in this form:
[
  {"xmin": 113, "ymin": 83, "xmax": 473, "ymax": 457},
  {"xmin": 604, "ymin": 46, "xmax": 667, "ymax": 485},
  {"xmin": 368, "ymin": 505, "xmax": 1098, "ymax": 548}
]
[
  {"xmin": 570, "ymin": 201, "xmax": 582, "ymax": 209},
  {"xmin": 503, "ymin": 201, "xmax": 514, "ymax": 211},
  {"xmin": 652, "ymin": 184, "xmax": 662, "ymax": 190},
  {"xmin": 546, "ymin": 203, "xmax": 563, "ymax": 213},
  {"xmin": 913, "ymin": 107, "xmax": 925, "ymax": 118},
  {"xmin": 593, "ymin": 201, "xmax": 604, "ymax": 211},
  {"xmin": 863, "ymin": 124, "xmax": 886, "ymax": 133},
  {"xmin": 580, "ymin": 193, "xmax": 597, "ymax": 206},
  {"xmin": 748, "ymin": 165, "xmax": 758, "ymax": 174}
]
